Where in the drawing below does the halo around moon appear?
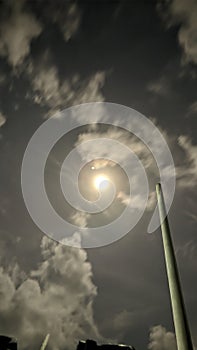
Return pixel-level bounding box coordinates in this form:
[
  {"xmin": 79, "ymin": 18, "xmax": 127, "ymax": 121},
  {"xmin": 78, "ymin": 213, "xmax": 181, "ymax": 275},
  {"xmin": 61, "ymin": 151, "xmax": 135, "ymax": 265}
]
[{"xmin": 94, "ymin": 175, "xmax": 110, "ymax": 190}]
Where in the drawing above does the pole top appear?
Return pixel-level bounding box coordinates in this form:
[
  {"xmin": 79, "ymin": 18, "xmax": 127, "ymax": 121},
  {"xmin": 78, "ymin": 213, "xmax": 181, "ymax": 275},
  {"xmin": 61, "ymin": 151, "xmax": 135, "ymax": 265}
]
[{"xmin": 156, "ymin": 182, "xmax": 162, "ymax": 193}]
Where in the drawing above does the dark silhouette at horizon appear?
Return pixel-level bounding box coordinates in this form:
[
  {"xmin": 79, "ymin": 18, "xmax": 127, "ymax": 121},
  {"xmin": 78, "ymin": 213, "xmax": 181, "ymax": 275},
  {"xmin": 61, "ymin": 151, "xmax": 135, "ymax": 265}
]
[
  {"xmin": 77, "ymin": 339, "xmax": 135, "ymax": 350},
  {"xmin": 0, "ymin": 336, "xmax": 17, "ymax": 350}
]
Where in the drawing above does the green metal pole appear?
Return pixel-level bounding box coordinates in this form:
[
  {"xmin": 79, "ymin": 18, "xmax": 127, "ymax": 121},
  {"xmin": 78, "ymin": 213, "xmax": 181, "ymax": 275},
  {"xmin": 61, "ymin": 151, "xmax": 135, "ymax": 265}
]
[
  {"xmin": 156, "ymin": 183, "xmax": 193, "ymax": 350},
  {"xmin": 40, "ymin": 334, "xmax": 50, "ymax": 350}
]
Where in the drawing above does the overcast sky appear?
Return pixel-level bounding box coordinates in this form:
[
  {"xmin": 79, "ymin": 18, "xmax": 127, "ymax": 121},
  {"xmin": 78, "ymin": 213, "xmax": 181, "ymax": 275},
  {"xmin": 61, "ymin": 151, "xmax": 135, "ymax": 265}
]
[{"xmin": 0, "ymin": 1, "xmax": 197, "ymax": 350}]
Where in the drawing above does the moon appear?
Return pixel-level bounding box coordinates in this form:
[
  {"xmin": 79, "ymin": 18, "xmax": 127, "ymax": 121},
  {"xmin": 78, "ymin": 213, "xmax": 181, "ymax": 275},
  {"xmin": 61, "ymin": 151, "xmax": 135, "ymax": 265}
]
[{"xmin": 94, "ymin": 175, "xmax": 109, "ymax": 190}]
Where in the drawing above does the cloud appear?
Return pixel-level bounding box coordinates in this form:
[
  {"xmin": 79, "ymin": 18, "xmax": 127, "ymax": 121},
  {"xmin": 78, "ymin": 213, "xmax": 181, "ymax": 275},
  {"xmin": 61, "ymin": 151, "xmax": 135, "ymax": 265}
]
[
  {"xmin": 60, "ymin": 232, "xmax": 82, "ymax": 248},
  {"xmin": 188, "ymin": 101, "xmax": 197, "ymax": 115},
  {"xmin": 176, "ymin": 239, "xmax": 197, "ymax": 262},
  {"xmin": 0, "ymin": 72, "xmax": 6, "ymax": 85},
  {"xmin": 0, "ymin": 236, "xmax": 101, "ymax": 350},
  {"xmin": 76, "ymin": 128, "xmax": 153, "ymax": 169},
  {"xmin": 71, "ymin": 211, "xmax": 90, "ymax": 229},
  {"xmin": 0, "ymin": 111, "xmax": 6, "ymax": 127},
  {"xmin": 147, "ymin": 76, "xmax": 171, "ymax": 97},
  {"xmin": 74, "ymin": 118, "xmax": 197, "ymax": 229},
  {"xmin": 59, "ymin": 211, "xmax": 91, "ymax": 248},
  {"xmin": 108, "ymin": 310, "xmax": 134, "ymax": 341},
  {"xmin": 51, "ymin": 2, "xmax": 81, "ymax": 42},
  {"xmin": 102, "ymin": 308, "xmax": 165, "ymax": 345},
  {"xmin": 158, "ymin": 0, "xmax": 197, "ymax": 65},
  {"xmin": 148, "ymin": 325, "xmax": 177, "ymax": 350},
  {"xmin": 0, "ymin": 1, "xmax": 42, "ymax": 67},
  {"xmin": 177, "ymin": 135, "xmax": 197, "ymax": 187},
  {"xmin": 0, "ymin": 1, "xmax": 81, "ymax": 69},
  {"xmin": 75, "ymin": 127, "xmax": 165, "ymax": 213},
  {"xmin": 27, "ymin": 57, "xmax": 106, "ymax": 116},
  {"xmin": 76, "ymin": 126, "xmax": 197, "ymax": 193},
  {"xmin": 61, "ymin": 3, "xmax": 81, "ymax": 41},
  {"xmin": 117, "ymin": 190, "xmax": 156, "ymax": 212}
]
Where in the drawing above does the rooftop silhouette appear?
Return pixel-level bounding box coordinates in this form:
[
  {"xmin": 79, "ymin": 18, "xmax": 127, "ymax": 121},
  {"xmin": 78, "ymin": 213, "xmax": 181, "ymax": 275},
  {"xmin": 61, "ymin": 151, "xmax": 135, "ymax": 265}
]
[
  {"xmin": 77, "ymin": 340, "xmax": 135, "ymax": 350},
  {"xmin": 0, "ymin": 336, "xmax": 136, "ymax": 350},
  {"xmin": 0, "ymin": 336, "xmax": 17, "ymax": 350}
]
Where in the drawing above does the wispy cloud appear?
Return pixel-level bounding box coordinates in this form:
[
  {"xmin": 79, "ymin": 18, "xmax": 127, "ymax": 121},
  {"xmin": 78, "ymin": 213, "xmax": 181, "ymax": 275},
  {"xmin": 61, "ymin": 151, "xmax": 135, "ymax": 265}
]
[
  {"xmin": 147, "ymin": 76, "xmax": 171, "ymax": 97},
  {"xmin": 0, "ymin": 0, "xmax": 82, "ymax": 69},
  {"xmin": 157, "ymin": 0, "xmax": 197, "ymax": 65},
  {"xmin": 177, "ymin": 135, "xmax": 197, "ymax": 187},
  {"xmin": 0, "ymin": 1, "xmax": 42, "ymax": 68},
  {"xmin": 50, "ymin": 2, "xmax": 81, "ymax": 42},
  {"xmin": 0, "ymin": 111, "xmax": 6, "ymax": 128},
  {"xmin": 188, "ymin": 101, "xmax": 197, "ymax": 115},
  {"xmin": 27, "ymin": 55, "xmax": 106, "ymax": 116},
  {"xmin": 117, "ymin": 190, "xmax": 156, "ymax": 212},
  {"xmin": 75, "ymin": 125, "xmax": 172, "ymax": 213}
]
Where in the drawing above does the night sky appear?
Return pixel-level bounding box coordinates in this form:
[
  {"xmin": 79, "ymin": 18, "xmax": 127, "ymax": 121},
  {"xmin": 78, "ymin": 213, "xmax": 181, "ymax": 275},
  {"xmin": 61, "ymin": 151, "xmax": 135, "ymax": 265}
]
[{"xmin": 0, "ymin": 1, "xmax": 197, "ymax": 350}]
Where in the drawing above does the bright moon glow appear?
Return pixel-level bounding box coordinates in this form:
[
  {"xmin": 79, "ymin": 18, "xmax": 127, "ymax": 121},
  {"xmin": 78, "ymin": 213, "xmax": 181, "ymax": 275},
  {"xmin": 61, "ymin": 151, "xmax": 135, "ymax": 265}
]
[{"xmin": 94, "ymin": 175, "xmax": 109, "ymax": 190}]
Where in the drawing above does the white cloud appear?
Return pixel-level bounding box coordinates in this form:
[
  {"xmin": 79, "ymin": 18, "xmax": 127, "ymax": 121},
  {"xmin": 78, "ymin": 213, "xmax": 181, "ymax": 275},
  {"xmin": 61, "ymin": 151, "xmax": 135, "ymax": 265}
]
[
  {"xmin": 28, "ymin": 58, "xmax": 106, "ymax": 116},
  {"xmin": 74, "ymin": 125, "xmax": 177, "ymax": 219},
  {"xmin": 0, "ymin": 112, "xmax": 6, "ymax": 127},
  {"xmin": 71, "ymin": 211, "xmax": 90, "ymax": 228},
  {"xmin": 148, "ymin": 325, "xmax": 177, "ymax": 350},
  {"xmin": 77, "ymin": 128, "xmax": 197, "ymax": 193},
  {"xmin": 75, "ymin": 121, "xmax": 197, "ymax": 224},
  {"xmin": 158, "ymin": 0, "xmax": 197, "ymax": 65},
  {"xmin": 117, "ymin": 190, "xmax": 156, "ymax": 212},
  {"xmin": 76, "ymin": 128, "xmax": 153, "ymax": 169},
  {"xmin": 0, "ymin": 236, "xmax": 101, "ymax": 350},
  {"xmin": 60, "ymin": 232, "xmax": 82, "ymax": 248},
  {"xmin": 0, "ymin": 1, "xmax": 81, "ymax": 68},
  {"xmin": 60, "ymin": 211, "xmax": 91, "ymax": 248},
  {"xmin": 0, "ymin": 1, "xmax": 42, "ymax": 67}
]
